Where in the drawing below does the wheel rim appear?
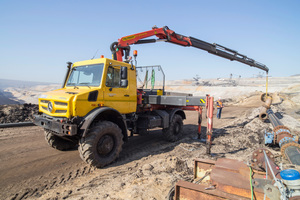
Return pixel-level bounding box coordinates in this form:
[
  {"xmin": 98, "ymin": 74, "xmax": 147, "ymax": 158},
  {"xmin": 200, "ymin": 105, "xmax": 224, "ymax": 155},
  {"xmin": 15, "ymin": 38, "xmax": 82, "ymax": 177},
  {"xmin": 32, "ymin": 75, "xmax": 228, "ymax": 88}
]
[{"xmin": 97, "ymin": 135, "xmax": 114, "ymax": 156}]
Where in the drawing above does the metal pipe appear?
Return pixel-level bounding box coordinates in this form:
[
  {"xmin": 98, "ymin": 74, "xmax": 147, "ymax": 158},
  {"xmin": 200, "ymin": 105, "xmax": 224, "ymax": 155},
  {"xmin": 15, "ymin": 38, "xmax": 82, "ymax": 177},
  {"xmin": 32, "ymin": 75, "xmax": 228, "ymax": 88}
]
[
  {"xmin": 259, "ymin": 107, "xmax": 268, "ymax": 121},
  {"xmin": 264, "ymin": 97, "xmax": 272, "ymax": 109},
  {"xmin": 267, "ymin": 109, "xmax": 283, "ymax": 127},
  {"xmin": 283, "ymin": 145, "xmax": 300, "ymax": 165},
  {"xmin": 259, "ymin": 97, "xmax": 272, "ymax": 121},
  {"xmin": 0, "ymin": 122, "xmax": 35, "ymax": 128},
  {"xmin": 265, "ymin": 109, "xmax": 300, "ymax": 166}
]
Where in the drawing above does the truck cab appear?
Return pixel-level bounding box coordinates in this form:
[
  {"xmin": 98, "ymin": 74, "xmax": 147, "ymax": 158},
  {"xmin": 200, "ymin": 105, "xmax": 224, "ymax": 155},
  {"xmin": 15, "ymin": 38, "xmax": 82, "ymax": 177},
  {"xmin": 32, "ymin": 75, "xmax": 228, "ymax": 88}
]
[{"xmin": 39, "ymin": 58, "xmax": 137, "ymax": 118}]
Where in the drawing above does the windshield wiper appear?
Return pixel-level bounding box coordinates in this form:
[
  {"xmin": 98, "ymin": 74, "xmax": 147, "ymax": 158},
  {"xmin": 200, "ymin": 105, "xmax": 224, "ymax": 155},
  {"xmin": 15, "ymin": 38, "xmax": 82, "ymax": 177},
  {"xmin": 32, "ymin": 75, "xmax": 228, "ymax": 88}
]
[
  {"xmin": 66, "ymin": 83, "xmax": 79, "ymax": 89},
  {"xmin": 79, "ymin": 83, "xmax": 91, "ymax": 88}
]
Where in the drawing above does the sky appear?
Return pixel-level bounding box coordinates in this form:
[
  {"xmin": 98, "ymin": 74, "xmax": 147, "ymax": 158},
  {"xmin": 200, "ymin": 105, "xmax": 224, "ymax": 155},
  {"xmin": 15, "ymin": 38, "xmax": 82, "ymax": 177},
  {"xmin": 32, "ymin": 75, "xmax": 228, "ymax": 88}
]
[{"xmin": 0, "ymin": 0, "xmax": 300, "ymax": 83}]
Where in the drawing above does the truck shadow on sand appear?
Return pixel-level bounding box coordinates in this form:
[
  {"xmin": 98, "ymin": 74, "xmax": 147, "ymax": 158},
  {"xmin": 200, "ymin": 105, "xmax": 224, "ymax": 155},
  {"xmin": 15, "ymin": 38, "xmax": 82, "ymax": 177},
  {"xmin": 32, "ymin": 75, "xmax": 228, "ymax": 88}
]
[
  {"xmin": 107, "ymin": 124, "xmax": 203, "ymax": 168},
  {"xmin": 66, "ymin": 122, "xmax": 252, "ymax": 170}
]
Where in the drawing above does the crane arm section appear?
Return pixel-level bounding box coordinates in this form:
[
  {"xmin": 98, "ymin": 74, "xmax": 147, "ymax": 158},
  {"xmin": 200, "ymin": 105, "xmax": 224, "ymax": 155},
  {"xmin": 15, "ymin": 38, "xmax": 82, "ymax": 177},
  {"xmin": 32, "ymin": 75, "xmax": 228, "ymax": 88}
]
[{"xmin": 110, "ymin": 26, "xmax": 269, "ymax": 72}]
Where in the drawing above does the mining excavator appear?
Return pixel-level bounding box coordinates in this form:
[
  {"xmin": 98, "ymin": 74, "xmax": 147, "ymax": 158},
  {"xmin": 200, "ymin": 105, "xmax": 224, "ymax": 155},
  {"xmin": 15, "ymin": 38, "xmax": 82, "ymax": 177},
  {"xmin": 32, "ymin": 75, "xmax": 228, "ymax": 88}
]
[{"xmin": 34, "ymin": 26, "xmax": 268, "ymax": 168}]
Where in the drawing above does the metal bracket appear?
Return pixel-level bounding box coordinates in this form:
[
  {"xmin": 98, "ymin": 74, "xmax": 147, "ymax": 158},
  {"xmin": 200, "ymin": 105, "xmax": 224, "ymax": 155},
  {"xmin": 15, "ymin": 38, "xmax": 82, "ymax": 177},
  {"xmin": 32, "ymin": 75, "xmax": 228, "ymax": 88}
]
[
  {"xmin": 252, "ymin": 178, "xmax": 272, "ymax": 189},
  {"xmin": 264, "ymin": 184, "xmax": 281, "ymax": 200}
]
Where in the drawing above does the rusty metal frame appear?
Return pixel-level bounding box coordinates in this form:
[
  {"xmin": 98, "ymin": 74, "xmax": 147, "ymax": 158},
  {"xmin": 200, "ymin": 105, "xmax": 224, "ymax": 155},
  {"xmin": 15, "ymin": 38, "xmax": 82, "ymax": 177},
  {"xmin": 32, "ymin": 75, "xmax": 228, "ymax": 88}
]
[
  {"xmin": 175, "ymin": 157, "xmax": 273, "ymax": 200},
  {"xmin": 175, "ymin": 180, "xmax": 250, "ymax": 200}
]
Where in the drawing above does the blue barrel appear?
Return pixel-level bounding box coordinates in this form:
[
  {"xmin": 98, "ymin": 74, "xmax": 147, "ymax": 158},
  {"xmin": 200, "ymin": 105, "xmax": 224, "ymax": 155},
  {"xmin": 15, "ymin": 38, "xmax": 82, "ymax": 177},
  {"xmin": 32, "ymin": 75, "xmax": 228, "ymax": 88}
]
[{"xmin": 280, "ymin": 169, "xmax": 300, "ymax": 181}]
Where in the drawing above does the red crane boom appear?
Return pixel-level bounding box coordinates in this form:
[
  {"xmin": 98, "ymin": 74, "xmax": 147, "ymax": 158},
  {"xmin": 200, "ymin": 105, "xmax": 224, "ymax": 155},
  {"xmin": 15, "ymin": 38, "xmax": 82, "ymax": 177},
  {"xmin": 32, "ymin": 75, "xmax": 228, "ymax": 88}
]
[{"xmin": 110, "ymin": 26, "xmax": 269, "ymax": 72}]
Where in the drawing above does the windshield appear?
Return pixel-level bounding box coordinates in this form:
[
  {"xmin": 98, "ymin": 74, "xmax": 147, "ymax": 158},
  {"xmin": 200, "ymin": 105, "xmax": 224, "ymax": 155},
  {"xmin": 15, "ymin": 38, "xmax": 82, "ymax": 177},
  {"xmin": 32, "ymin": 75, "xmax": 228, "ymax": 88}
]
[{"xmin": 66, "ymin": 64, "xmax": 104, "ymax": 87}]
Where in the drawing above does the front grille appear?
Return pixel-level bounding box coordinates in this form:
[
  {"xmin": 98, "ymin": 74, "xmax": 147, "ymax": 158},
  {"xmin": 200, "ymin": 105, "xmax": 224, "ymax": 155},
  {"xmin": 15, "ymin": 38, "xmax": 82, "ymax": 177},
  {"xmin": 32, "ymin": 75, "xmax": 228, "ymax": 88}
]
[
  {"xmin": 40, "ymin": 100, "xmax": 68, "ymax": 115},
  {"xmin": 54, "ymin": 101, "xmax": 68, "ymax": 106},
  {"xmin": 55, "ymin": 110, "xmax": 67, "ymax": 113}
]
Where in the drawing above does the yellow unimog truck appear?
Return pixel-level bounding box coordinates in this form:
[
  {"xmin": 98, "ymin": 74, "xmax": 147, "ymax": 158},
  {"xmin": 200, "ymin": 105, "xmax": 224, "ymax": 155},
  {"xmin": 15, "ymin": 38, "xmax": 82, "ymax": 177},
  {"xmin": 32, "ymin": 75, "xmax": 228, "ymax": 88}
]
[
  {"xmin": 34, "ymin": 57, "xmax": 206, "ymax": 167},
  {"xmin": 34, "ymin": 26, "xmax": 268, "ymax": 168}
]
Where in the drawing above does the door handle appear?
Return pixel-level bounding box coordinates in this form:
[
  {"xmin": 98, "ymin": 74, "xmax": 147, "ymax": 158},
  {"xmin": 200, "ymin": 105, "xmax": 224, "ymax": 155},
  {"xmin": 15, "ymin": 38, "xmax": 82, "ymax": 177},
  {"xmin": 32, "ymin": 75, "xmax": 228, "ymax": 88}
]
[{"xmin": 124, "ymin": 94, "xmax": 130, "ymax": 97}]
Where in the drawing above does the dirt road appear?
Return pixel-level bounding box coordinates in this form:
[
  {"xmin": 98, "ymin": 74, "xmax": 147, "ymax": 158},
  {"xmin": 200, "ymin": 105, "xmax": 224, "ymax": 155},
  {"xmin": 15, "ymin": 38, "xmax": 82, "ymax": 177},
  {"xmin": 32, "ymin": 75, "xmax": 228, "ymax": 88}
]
[
  {"xmin": 0, "ymin": 105, "xmax": 254, "ymax": 200},
  {"xmin": 0, "ymin": 126, "xmax": 90, "ymax": 199}
]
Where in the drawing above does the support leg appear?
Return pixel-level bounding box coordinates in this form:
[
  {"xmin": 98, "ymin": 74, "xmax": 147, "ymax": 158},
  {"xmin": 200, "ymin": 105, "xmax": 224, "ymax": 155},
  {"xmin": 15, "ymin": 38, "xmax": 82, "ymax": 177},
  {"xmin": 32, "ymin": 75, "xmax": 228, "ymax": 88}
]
[{"xmin": 197, "ymin": 106, "xmax": 203, "ymax": 139}]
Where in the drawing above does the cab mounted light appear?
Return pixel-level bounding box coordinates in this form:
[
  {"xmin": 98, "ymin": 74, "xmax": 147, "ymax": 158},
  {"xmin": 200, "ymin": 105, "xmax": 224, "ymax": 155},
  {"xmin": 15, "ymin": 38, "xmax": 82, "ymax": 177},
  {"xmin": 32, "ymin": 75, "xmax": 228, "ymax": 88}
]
[
  {"xmin": 133, "ymin": 50, "xmax": 138, "ymax": 69},
  {"xmin": 100, "ymin": 55, "xmax": 104, "ymax": 58},
  {"xmin": 133, "ymin": 50, "xmax": 138, "ymax": 57}
]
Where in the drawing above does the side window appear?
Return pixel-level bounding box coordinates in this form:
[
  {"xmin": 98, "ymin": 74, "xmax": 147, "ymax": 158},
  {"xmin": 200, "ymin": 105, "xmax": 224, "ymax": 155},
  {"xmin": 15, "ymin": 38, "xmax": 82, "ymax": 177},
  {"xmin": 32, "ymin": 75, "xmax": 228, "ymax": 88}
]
[{"xmin": 106, "ymin": 66, "xmax": 120, "ymax": 87}]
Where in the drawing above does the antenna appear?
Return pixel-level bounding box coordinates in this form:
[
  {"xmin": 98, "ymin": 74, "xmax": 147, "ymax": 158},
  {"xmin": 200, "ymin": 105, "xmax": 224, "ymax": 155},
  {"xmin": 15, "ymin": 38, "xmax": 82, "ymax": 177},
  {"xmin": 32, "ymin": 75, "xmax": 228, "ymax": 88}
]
[{"xmin": 91, "ymin": 49, "xmax": 99, "ymax": 60}]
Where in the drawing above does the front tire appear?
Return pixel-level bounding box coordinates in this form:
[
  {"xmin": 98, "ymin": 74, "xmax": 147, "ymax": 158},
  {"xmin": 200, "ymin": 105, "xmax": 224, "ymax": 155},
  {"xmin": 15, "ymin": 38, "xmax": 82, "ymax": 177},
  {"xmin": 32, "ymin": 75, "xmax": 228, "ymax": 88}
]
[
  {"xmin": 44, "ymin": 130, "xmax": 77, "ymax": 151},
  {"xmin": 162, "ymin": 114, "xmax": 183, "ymax": 142},
  {"xmin": 79, "ymin": 121, "xmax": 123, "ymax": 168}
]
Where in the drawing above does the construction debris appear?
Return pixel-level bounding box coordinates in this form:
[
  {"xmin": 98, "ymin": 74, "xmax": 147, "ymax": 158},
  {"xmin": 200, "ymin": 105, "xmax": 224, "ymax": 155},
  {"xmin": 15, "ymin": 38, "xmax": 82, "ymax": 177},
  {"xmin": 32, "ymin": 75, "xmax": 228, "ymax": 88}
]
[{"xmin": 174, "ymin": 148, "xmax": 300, "ymax": 200}]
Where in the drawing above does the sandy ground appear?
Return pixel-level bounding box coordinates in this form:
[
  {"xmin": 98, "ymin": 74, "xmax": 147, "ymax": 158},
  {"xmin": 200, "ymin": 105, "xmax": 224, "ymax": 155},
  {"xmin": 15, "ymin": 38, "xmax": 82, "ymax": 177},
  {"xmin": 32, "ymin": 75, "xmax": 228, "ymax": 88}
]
[
  {"xmin": 0, "ymin": 77, "xmax": 299, "ymax": 200},
  {"xmin": 0, "ymin": 92, "xmax": 300, "ymax": 200},
  {"xmin": 0, "ymin": 105, "xmax": 250, "ymax": 200}
]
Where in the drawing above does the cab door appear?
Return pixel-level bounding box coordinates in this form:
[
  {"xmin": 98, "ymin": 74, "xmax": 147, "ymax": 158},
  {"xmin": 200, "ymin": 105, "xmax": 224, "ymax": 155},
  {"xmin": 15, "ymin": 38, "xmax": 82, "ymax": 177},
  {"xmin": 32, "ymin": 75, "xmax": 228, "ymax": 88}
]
[{"xmin": 103, "ymin": 65, "xmax": 132, "ymax": 114}]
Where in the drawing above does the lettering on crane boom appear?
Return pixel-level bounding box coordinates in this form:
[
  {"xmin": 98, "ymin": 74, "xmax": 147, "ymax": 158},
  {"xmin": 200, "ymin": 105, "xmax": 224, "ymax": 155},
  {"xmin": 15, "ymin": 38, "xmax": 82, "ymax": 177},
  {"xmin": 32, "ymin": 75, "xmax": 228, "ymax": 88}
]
[{"xmin": 122, "ymin": 33, "xmax": 148, "ymax": 41}]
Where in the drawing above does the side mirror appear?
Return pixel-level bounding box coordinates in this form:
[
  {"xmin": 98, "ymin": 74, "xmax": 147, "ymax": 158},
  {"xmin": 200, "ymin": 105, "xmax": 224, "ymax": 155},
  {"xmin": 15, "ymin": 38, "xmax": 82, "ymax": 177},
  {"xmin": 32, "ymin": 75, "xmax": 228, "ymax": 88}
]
[
  {"xmin": 120, "ymin": 79, "xmax": 128, "ymax": 87},
  {"xmin": 121, "ymin": 66, "xmax": 128, "ymax": 79}
]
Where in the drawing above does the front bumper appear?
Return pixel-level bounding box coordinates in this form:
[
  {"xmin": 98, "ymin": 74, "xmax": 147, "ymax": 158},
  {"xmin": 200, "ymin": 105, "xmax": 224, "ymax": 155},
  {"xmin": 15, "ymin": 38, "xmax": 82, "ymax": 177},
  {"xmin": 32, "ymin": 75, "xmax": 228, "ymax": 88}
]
[{"xmin": 33, "ymin": 114, "xmax": 77, "ymax": 136}]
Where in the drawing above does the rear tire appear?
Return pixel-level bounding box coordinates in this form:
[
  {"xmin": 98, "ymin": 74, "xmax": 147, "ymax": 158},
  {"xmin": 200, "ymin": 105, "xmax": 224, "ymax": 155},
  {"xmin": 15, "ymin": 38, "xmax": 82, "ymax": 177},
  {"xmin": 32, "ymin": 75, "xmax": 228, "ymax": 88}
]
[
  {"xmin": 79, "ymin": 121, "xmax": 123, "ymax": 168},
  {"xmin": 44, "ymin": 130, "xmax": 77, "ymax": 151},
  {"xmin": 163, "ymin": 114, "xmax": 183, "ymax": 142}
]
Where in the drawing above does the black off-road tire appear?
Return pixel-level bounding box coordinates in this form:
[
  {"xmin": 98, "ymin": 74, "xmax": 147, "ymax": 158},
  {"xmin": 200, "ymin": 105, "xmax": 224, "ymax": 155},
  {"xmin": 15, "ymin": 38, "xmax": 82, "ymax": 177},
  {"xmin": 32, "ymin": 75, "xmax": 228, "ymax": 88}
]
[
  {"xmin": 78, "ymin": 121, "xmax": 123, "ymax": 168},
  {"xmin": 162, "ymin": 114, "xmax": 183, "ymax": 142},
  {"xmin": 44, "ymin": 130, "xmax": 77, "ymax": 151}
]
